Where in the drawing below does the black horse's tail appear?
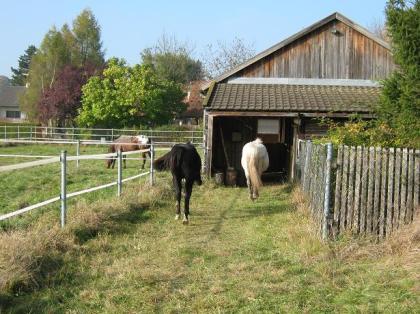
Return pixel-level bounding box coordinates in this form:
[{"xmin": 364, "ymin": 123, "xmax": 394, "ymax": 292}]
[{"xmin": 153, "ymin": 151, "xmax": 171, "ymax": 171}]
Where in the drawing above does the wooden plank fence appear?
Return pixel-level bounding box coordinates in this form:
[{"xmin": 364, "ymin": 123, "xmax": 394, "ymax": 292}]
[{"xmin": 297, "ymin": 141, "xmax": 419, "ymax": 240}]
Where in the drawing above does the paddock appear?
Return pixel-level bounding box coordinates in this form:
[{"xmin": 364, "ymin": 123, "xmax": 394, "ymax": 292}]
[{"xmin": 0, "ymin": 127, "xmax": 204, "ymax": 227}]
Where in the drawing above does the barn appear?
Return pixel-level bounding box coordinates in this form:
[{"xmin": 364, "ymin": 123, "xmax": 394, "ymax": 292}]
[{"xmin": 201, "ymin": 12, "xmax": 395, "ymax": 185}]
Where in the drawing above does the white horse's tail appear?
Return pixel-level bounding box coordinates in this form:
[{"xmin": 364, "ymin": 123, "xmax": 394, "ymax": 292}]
[{"xmin": 248, "ymin": 155, "xmax": 262, "ymax": 191}]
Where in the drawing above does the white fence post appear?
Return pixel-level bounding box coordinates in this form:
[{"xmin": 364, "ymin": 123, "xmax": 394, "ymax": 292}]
[
  {"xmin": 76, "ymin": 140, "xmax": 80, "ymax": 168},
  {"xmin": 17, "ymin": 125, "xmax": 20, "ymax": 139},
  {"xmin": 150, "ymin": 143, "xmax": 155, "ymax": 186},
  {"xmin": 322, "ymin": 143, "xmax": 333, "ymax": 240},
  {"xmin": 117, "ymin": 149, "xmax": 122, "ymax": 196},
  {"xmin": 60, "ymin": 150, "xmax": 67, "ymax": 228}
]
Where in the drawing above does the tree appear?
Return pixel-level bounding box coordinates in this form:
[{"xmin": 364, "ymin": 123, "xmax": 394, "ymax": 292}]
[
  {"xmin": 368, "ymin": 18, "xmax": 390, "ymax": 41},
  {"xmin": 77, "ymin": 58, "xmax": 186, "ymax": 128},
  {"xmin": 10, "ymin": 45, "xmax": 37, "ymax": 86},
  {"xmin": 21, "ymin": 27, "xmax": 71, "ymax": 121},
  {"xmin": 37, "ymin": 64, "xmax": 98, "ymax": 126},
  {"xmin": 72, "ymin": 9, "xmax": 104, "ymax": 67},
  {"xmin": 141, "ymin": 34, "xmax": 204, "ymax": 84},
  {"xmin": 202, "ymin": 37, "xmax": 256, "ymax": 79},
  {"xmin": 20, "ymin": 8, "xmax": 105, "ymax": 122},
  {"xmin": 379, "ymin": 0, "xmax": 420, "ymax": 147}
]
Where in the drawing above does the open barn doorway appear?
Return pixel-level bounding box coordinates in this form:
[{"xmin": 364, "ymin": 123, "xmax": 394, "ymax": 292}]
[{"xmin": 211, "ymin": 116, "xmax": 293, "ymax": 186}]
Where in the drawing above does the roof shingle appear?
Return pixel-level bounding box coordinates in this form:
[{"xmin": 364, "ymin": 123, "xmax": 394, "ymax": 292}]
[{"xmin": 206, "ymin": 83, "xmax": 380, "ymax": 113}]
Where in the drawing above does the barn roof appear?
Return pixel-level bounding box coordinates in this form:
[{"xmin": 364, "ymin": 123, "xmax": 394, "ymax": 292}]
[
  {"xmin": 202, "ymin": 12, "xmax": 390, "ymax": 91},
  {"xmin": 204, "ymin": 81, "xmax": 381, "ymax": 114}
]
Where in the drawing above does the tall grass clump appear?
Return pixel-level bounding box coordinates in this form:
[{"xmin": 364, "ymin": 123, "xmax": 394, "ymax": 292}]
[{"xmin": 0, "ymin": 180, "xmax": 173, "ymax": 295}]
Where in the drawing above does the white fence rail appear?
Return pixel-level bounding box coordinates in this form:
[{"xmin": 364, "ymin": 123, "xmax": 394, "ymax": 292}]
[
  {"xmin": 0, "ymin": 145, "xmax": 158, "ymax": 226},
  {"xmin": 0, "ymin": 125, "xmax": 203, "ymax": 146}
]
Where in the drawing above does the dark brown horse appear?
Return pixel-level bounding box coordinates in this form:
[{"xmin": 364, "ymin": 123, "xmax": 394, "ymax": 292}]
[
  {"xmin": 153, "ymin": 142, "xmax": 202, "ymax": 224},
  {"xmin": 107, "ymin": 135, "xmax": 151, "ymax": 169}
]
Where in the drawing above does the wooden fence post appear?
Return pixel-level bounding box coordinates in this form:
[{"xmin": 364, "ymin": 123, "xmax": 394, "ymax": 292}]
[
  {"xmin": 60, "ymin": 150, "xmax": 67, "ymax": 228},
  {"xmin": 117, "ymin": 149, "xmax": 122, "ymax": 196},
  {"xmin": 322, "ymin": 143, "xmax": 333, "ymax": 239}
]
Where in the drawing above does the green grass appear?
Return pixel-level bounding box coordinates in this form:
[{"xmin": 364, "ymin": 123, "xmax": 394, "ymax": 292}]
[
  {"xmin": 0, "ymin": 144, "xmax": 418, "ymax": 313},
  {"xmin": 0, "ymin": 143, "xmax": 152, "ymax": 229}
]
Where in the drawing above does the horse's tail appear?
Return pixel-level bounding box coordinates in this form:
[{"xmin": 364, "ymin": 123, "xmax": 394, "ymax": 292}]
[
  {"xmin": 248, "ymin": 154, "xmax": 262, "ymax": 191},
  {"xmin": 153, "ymin": 151, "xmax": 171, "ymax": 171}
]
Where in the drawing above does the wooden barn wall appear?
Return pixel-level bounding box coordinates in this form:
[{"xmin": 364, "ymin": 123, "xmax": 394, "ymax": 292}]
[{"xmin": 226, "ymin": 21, "xmax": 395, "ymax": 81}]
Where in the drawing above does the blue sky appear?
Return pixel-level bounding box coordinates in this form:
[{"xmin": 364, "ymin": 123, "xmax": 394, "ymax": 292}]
[{"xmin": 0, "ymin": 0, "xmax": 388, "ymax": 77}]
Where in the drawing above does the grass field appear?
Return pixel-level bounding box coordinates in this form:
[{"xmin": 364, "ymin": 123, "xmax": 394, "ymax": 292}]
[
  {"xmin": 0, "ymin": 144, "xmax": 419, "ymax": 313},
  {"xmin": 0, "ymin": 143, "xmax": 153, "ymax": 228}
]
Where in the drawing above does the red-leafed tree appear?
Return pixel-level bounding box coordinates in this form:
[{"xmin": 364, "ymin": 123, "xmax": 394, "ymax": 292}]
[{"xmin": 37, "ymin": 64, "xmax": 98, "ymax": 126}]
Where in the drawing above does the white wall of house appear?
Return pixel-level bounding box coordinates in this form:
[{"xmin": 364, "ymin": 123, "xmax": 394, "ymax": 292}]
[{"xmin": 0, "ymin": 106, "xmax": 26, "ymax": 121}]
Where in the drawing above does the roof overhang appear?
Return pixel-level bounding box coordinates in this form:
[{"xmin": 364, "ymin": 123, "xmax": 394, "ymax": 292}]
[{"xmin": 205, "ymin": 110, "xmax": 376, "ymax": 119}]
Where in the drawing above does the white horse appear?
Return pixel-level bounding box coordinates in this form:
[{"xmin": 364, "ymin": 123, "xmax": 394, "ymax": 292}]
[{"xmin": 241, "ymin": 138, "xmax": 269, "ymax": 200}]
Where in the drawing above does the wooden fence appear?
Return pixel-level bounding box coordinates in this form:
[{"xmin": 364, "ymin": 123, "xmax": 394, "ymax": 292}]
[{"xmin": 297, "ymin": 141, "xmax": 420, "ymax": 240}]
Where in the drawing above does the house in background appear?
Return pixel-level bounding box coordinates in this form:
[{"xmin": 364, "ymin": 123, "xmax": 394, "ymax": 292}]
[
  {"xmin": 175, "ymin": 80, "xmax": 207, "ymax": 126},
  {"xmin": 0, "ymin": 76, "xmax": 26, "ymax": 122},
  {"xmin": 201, "ymin": 12, "xmax": 395, "ymax": 185}
]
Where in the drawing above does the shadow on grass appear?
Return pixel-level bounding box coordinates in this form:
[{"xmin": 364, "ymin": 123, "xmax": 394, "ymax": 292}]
[
  {"xmin": 74, "ymin": 203, "xmax": 151, "ymax": 244},
  {"xmin": 0, "ymin": 202, "xmax": 152, "ymax": 313}
]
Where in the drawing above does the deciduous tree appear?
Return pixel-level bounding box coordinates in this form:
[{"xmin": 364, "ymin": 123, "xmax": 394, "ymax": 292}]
[
  {"xmin": 20, "ymin": 8, "xmax": 105, "ymax": 122},
  {"xmin": 77, "ymin": 58, "xmax": 185, "ymax": 128},
  {"xmin": 37, "ymin": 64, "xmax": 98, "ymax": 126},
  {"xmin": 202, "ymin": 37, "xmax": 255, "ymax": 79},
  {"xmin": 141, "ymin": 34, "xmax": 204, "ymax": 84}
]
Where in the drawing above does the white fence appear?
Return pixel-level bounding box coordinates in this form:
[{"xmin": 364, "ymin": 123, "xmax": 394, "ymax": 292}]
[
  {"xmin": 0, "ymin": 125, "xmax": 203, "ymax": 146},
  {"xmin": 0, "ymin": 145, "xmax": 160, "ymax": 227}
]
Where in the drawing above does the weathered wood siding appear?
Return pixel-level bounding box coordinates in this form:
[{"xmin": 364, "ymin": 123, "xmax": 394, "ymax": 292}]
[{"xmin": 227, "ymin": 21, "xmax": 394, "ymax": 81}]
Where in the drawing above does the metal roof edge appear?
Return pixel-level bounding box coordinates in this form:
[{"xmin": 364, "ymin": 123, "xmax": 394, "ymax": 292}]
[{"xmin": 226, "ymin": 78, "xmax": 382, "ymax": 87}]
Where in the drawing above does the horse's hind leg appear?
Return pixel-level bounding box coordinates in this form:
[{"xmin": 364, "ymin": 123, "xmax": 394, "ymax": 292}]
[
  {"xmin": 173, "ymin": 176, "xmax": 182, "ymax": 220},
  {"xmin": 183, "ymin": 179, "xmax": 193, "ymax": 225},
  {"xmin": 141, "ymin": 152, "xmax": 147, "ymax": 169},
  {"xmin": 246, "ymin": 175, "xmax": 254, "ymax": 201}
]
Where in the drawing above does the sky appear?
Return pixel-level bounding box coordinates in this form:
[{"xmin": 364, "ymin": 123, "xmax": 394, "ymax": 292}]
[{"xmin": 0, "ymin": 0, "xmax": 388, "ymax": 77}]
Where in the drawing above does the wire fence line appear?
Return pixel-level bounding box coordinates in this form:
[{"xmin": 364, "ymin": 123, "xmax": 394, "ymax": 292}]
[{"xmin": 0, "ymin": 145, "xmax": 161, "ymax": 227}]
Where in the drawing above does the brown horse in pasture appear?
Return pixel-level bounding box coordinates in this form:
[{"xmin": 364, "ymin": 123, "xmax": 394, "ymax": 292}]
[{"xmin": 107, "ymin": 135, "xmax": 151, "ymax": 169}]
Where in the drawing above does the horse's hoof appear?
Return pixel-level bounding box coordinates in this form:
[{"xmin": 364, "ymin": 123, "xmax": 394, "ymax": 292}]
[
  {"xmin": 175, "ymin": 214, "xmax": 180, "ymax": 220},
  {"xmin": 182, "ymin": 219, "xmax": 189, "ymax": 225}
]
